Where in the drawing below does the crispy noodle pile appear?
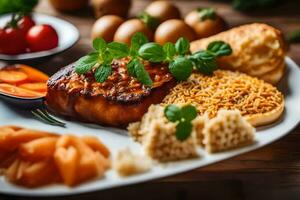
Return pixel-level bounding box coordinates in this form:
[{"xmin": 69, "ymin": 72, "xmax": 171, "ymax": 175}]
[{"xmin": 162, "ymin": 70, "xmax": 284, "ymax": 119}]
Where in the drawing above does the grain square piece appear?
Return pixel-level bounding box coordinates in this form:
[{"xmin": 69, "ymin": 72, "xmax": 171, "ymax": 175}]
[
  {"xmin": 128, "ymin": 105, "xmax": 198, "ymax": 162},
  {"xmin": 203, "ymin": 110, "xmax": 255, "ymax": 153},
  {"xmin": 192, "ymin": 116, "xmax": 206, "ymax": 146}
]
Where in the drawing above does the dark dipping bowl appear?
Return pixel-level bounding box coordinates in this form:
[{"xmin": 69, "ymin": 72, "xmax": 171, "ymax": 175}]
[{"xmin": 0, "ymin": 92, "xmax": 45, "ymax": 110}]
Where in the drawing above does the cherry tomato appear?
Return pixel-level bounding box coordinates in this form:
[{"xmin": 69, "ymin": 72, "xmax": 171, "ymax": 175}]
[
  {"xmin": 18, "ymin": 15, "xmax": 36, "ymax": 35},
  {"xmin": 0, "ymin": 27, "xmax": 27, "ymax": 55},
  {"xmin": 26, "ymin": 25, "xmax": 59, "ymax": 52}
]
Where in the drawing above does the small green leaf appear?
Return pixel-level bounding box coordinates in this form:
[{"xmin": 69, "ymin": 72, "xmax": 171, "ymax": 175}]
[
  {"xmin": 163, "ymin": 42, "xmax": 176, "ymax": 60},
  {"xmin": 93, "ymin": 38, "xmax": 107, "ymax": 52},
  {"xmin": 138, "ymin": 43, "xmax": 166, "ymax": 63},
  {"xmin": 169, "ymin": 57, "xmax": 193, "ymax": 81},
  {"xmin": 195, "ymin": 57, "xmax": 218, "ymax": 75},
  {"xmin": 197, "ymin": 8, "xmax": 216, "ymax": 21},
  {"xmin": 102, "ymin": 50, "xmax": 113, "ymax": 64},
  {"xmin": 181, "ymin": 105, "xmax": 197, "ymax": 122},
  {"xmin": 175, "ymin": 37, "xmax": 190, "ymax": 55},
  {"xmin": 207, "ymin": 41, "xmax": 232, "ymax": 57},
  {"xmin": 75, "ymin": 53, "xmax": 99, "ymax": 74},
  {"xmin": 189, "ymin": 50, "xmax": 215, "ymax": 61},
  {"xmin": 164, "ymin": 105, "xmax": 181, "ymax": 122},
  {"xmin": 175, "ymin": 121, "xmax": 193, "ymax": 141},
  {"xmin": 94, "ymin": 64, "xmax": 112, "ymax": 83},
  {"xmin": 133, "ymin": 60, "xmax": 153, "ymax": 86},
  {"xmin": 127, "ymin": 59, "xmax": 137, "ymax": 77},
  {"xmin": 107, "ymin": 42, "xmax": 129, "ymax": 59},
  {"xmin": 164, "ymin": 104, "xmax": 197, "ymax": 141},
  {"xmin": 130, "ymin": 32, "xmax": 149, "ymax": 56},
  {"xmin": 189, "ymin": 50, "xmax": 218, "ymax": 75},
  {"xmin": 138, "ymin": 12, "xmax": 160, "ymax": 31}
]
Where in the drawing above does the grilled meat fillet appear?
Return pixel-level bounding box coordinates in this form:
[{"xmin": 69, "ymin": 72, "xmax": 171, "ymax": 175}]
[{"xmin": 46, "ymin": 59, "xmax": 175, "ymax": 127}]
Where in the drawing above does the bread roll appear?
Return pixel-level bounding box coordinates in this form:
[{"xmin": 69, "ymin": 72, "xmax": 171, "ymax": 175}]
[{"xmin": 190, "ymin": 23, "xmax": 286, "ymax": 84}]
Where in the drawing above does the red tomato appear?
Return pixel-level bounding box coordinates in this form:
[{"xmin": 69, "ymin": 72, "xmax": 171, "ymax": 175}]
[
  {"xmin": 0, "ymin": 27, "xmax": 27, "ymax": 55},
  {"xmin": 18, "ymin": 15, "xmax": 36, "ymax": 35},
  {"xmin": 26, "ymin": 25, "xmax": 59, "ymax": 52}
]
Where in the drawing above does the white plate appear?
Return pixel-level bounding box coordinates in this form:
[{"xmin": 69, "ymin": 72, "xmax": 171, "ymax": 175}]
[
  {"xmin": 0, "ymin": 13, "xmax": 79, "ymax": 61},
  {"xmin": 0, "ymin": 57, "xmax": 299, "ymax": 196}
]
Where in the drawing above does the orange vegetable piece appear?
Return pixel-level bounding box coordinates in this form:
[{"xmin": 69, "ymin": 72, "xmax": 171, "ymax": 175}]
[
  {"xmin": 0, "ymin": 70, "xmax": 28, "ymax": 84},
  {"xmin": 54, "ymin": 146, "xmax": 78, "ymax": 186},
  {"xmin": 0, "ymin": 125, "xmax": 22, "ymax": 132},
  {"xmin": 19, "ymin": 137, "xmax": 58, "ymax": 160},
  {"xmin": 72, "ymin": 137, "xmax": 105, "ymax": 183},
  {"xmin": 0, "ymin": 126, "xmax": 18, "ymax": 151},
  {"xmin": 19, "ymin": 82, "xmax": 47, "ymax": 93},
  {"xmin": 17, "ymin": 64, "xmax": 49, "ymax": 82},
  {"xmin": 5, "ymin": 159, "xmax": 60, "ymax": 187},
  {"xmin": 5, "ymin": 158, "xmax": 21, "ymax": 183},
  {"xmin": 56, "ymin": 134, "xmax": 74, "ymax": 148},
  {"xmin": 54, "ymin": 135, "xmax": 107, "ymax": 186},
  {"xmin": 0, "ymin": 127, "xmax": 111, "ymax": 188},
  {"xmin": 0, "ymin": 152, "xmax": 18, "ymax": 169},
  {"xmin": 82, "ymin": 136, "xmax": 110, "ymax": 158},
  {"xmin": 95, "ymin": 151, "xmax": 111, "ymax": 170},
  {"xmin": 0, "ymin": 83, "xmax": 46, "ymax": 98},
  {"xmin": 19, "ymin": 160, "xmax": 61, "ymax": 187},
  {"xmin": 0, "ymin": 127, "xmax": 53, "ymax": 151}
]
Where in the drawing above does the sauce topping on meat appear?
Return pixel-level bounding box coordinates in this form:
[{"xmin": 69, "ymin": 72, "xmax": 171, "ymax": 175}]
[{"xmin": 48, "ymin": 58, "xmax": 173, "ymax": 102}]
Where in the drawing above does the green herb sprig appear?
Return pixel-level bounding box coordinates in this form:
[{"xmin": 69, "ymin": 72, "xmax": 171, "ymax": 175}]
[
  {"xmin": 164, "ymin": 104, "xmax": 198, "ymax": 141},
  {"xmin": 138, "ymin": 12, "xmax": 160, "ymax": 31},
  {"xmin": 138, "ymin": 37, "xmax": 232, "ymax": 79},
  {"xmin": 197, "ymin": 8, "xmax": 216, "ymax": 21},
  {"xmin": 113, "ymin": 32, "xmax": 153, "ymax": 86},
  {"xmin": 189, "ymin": 41, "xmax": 232, "ymax": 75},
  {"xmin": 75, "ymin": 38, "xmax": 113, "ymax": 83},
  {"xmin": 75, "ymin": 33, "xmax": 153, "ymax": 86},
  {"xmin": 75, "ymin": 33, "xmax": 232, "ymax": 87}
]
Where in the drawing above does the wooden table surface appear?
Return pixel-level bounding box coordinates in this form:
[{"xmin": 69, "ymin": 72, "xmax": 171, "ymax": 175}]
[{"xmin": 0, "ymin": 1, "xmax": 300, "ymax": 200}]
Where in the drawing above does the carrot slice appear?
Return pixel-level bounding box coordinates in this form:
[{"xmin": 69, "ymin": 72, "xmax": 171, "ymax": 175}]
[
  {"xmin": 5, "ymin": 158, "xmax": 21, "ymax": 183},
  {"xmin": 0, "ymin": 128, "xmax": 52, "ymax": 152},
  {"xmin": 19, "ymin": 137, "xmax": 58, "ymax": 160},
  {"xmin": 19, "ymin": 82, "xmax": 47, "ymax": 92},
  {"xmin": 20, "ymin": 160, "xmax": 60, "ymax": 187},
  {"xmin": 72, "ymin": 137, "xmax": 104, "ymax": 183},
  {"xmin": 0, "ymin": 83, "xmax": 45, "ymax": 98},
  {"xmin": 0, "ymin": 152, "xmax": 18, "ymax": 168},
  {"xmin": 6, "ymin": 159, "xmax": 60, "ymax": 187},
  {"xmin": 17, "ymin": 65, "xmax": 49, "ymax": 82},
  {"xmin": 0, "ymin": 70, "xmax": 28, "ymax": 84},
  {"xmin": 82, "ymin": 136, "xmax": 110, "ymax": 158},
  {"xmin": 54, "ymin": 146, "xmax": 78, "ymax": 186}
]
